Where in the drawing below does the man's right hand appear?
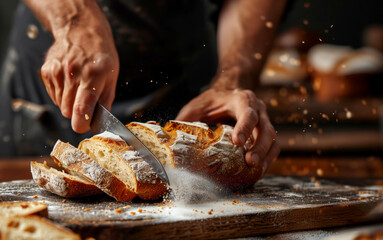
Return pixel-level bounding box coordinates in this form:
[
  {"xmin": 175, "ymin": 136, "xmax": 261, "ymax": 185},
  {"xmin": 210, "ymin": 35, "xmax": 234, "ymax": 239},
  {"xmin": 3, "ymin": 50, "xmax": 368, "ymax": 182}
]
[{"xmin": 27, "ymin": 0, "xmax": 119, "ymax": 133}]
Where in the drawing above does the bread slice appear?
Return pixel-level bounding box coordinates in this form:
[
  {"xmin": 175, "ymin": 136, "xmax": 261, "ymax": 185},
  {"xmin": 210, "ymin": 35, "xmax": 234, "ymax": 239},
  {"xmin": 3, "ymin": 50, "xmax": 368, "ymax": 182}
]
[
  {"xmin": 30, "ymin": 161, "xmax": 103, "ymax": 198},
  {"xmin": 51, "ymin": 140, "xmax": 136, "ymax": 202},
  {"xmin": 129, "ymin": 121, "xmax": 262, "ymax": 190},
  {"xmin": 0, "ymin": 201, "xmax": 48, "ymax": 218},
  {"xmin": 78, "ymin": 132, "xmax": 167, "ymax": 200},
  {"xmin": 0, "ymin": 215, "xmax": 80, "ymax": 240},
  {"xmin": 127, "ymin": 122, "xmax": 174, "ymax": 167}
]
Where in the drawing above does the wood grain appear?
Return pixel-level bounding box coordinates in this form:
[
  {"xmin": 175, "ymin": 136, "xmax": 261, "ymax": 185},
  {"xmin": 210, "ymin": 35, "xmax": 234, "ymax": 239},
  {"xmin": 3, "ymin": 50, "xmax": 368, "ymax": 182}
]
[{"xmin": 1, "ymin": 176, "xmax": 383, "ymax": 239}]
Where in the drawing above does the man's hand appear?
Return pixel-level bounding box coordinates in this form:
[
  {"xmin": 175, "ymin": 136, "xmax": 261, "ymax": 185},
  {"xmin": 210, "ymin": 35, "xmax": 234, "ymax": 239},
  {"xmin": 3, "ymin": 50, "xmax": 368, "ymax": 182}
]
[
  {"xmin": 27, "ymin": 0, "xmax": 119, "ymax": 133},
  {"xmin": 176, "ymin": 88, "xmax": 280, "ymax": 175}
]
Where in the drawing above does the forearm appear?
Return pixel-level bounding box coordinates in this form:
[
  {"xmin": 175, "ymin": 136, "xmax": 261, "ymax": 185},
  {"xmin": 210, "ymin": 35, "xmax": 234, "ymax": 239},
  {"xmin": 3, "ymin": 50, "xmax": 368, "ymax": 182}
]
[
  {"xmin": 212, "ymin": 0, "xmax": 287, "ymax": 90},
  {"xmin": 23, "ymin": 0, "xmax": 112, "ymax": 41}
]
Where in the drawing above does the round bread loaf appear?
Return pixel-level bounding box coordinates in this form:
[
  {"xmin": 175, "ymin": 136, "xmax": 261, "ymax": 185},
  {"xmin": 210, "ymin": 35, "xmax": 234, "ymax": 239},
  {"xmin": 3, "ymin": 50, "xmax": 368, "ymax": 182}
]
[{"xmin": 127, "ymin": 121, "xmax": 263, "ymax": 190}]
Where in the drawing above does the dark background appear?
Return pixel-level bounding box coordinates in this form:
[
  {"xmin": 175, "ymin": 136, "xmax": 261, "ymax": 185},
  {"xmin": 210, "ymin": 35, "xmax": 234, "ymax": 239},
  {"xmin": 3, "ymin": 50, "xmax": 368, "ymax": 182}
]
[{"xmin": 1, "ymin": 0, "xmax": 383, "ymax": 66}]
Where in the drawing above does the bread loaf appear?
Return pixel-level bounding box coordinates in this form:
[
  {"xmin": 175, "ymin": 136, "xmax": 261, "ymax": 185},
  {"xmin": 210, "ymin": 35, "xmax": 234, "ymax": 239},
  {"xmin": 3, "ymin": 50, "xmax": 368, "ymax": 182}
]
[
  {"xmin": 0, "ymin": 201, "xmax": 47, "ymax": 218},
  {"xmin": 127, "ymin": 121, "xmax": 262, "ymax": 190},
  {"xmin": 0, "ymin": 215, "xmax": 81, "ymax": 240},
  {"xmin": 50, "ymin": 140, "xmax": 136, "ymax": 202},
  {"xmin": 78, "ymin": 132, "xmax": 167, "ymax": 200},
  {"xmin": 30, "ymin": 161, "xmax": 103, "ymax": 198}
]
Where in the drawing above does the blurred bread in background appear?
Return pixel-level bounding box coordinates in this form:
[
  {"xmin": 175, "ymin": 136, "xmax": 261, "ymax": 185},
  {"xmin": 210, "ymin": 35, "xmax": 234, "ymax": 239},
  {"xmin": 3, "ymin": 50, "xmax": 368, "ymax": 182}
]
[
  {"xmin": 260, "ymin": 27, "xmax": 321, "ymax": 86},
  {"xmin": 308, "ymin": 44, "xmax": 383, "ymax": 101}
]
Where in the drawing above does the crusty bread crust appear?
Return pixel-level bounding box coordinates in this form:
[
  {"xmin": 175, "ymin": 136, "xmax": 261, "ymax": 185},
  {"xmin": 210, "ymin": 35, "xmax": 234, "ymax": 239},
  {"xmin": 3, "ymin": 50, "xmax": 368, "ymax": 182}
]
[
  {"xmin": 79, "ymin": 135, "xmax": 167, "ymax": 200},
  {"xmin": 51, "ymin": 141, "xmax": 136, "ymax": 202},
  {"xmin": 0, "ymin": 215, "xmax": 81, "ymax": 240},
  {"xmin": 30, "ymin": 161, "xmax": 103, "ymax": 198},
  {"xmin": 129, "ymin": 121, "xmax": 263, "ymax": 190},
  {"xmin": 0, "ymin": 201, "xmax": 48, "ymax": 218}
]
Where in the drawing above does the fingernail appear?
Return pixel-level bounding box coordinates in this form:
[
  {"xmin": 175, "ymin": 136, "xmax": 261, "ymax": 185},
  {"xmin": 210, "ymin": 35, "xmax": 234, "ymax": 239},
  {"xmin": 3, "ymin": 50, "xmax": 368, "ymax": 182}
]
[
  {"xmin": 238, "ymin": 134, "xmax": 246, "ymax": 145},
  {"xmin": 251, "ymin": 153, "xmax": 260, "ymax": 166}
]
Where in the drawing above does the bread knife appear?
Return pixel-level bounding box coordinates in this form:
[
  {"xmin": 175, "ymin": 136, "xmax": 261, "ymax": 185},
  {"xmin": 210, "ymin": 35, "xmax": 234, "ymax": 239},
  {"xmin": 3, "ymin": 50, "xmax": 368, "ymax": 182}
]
[{"xmin": 90, "ymin": 103, "xmax": 170, "ymax": 185}]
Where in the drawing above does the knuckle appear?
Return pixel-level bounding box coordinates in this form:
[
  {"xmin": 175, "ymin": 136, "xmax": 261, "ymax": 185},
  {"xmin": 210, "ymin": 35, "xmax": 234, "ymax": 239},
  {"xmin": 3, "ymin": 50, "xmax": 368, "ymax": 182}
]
[
  {"xmin": 257, "ymin": 99, "xmax": 267, "ymax": 110},
  {"xmin": 244, "ymin": 89, "xmax": 257, "ymax": 99},
  {"xmin": 51, "ymin": 60, "xmax": 63, "ymax": 80},
  {"xmin": 266, "ymin": 123, "xmax": 276, "ymax": 138},
  {"xmin": 73, "ymin": 102, "xmax": 93, "ymax": 115},
  {"xmin": 256, "ymin": 144, "xmax": 268, "ymax": 155},
  {"xmin": 246, "ymin": 107, "xmax": 257, "ymax": 120}
]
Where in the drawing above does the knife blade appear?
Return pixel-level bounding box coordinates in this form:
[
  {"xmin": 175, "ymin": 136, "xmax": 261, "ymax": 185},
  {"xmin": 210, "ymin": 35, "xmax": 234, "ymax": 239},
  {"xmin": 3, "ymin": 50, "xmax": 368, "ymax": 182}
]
[{"xmin": 90, "ymin": 103, "xmax": 170, "ymax": 185}]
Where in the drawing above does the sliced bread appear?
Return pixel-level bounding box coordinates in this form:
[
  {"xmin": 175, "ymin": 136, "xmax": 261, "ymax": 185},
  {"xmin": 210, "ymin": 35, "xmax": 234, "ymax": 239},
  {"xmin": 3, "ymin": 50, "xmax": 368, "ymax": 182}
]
[
  {"xmin": 78, "ymin": 132, "xmax": 167, "ymax": 200},
  {"xmin": 30, "ymin": 161, "xmax": 103, "ymax": 198},
  {"xmin": 50, "ymin": 140, "xmax": 136, "ymax": 202},
  {"xmin": 0, "ymin": 215, "xmax": 81, "ymax": 240}
]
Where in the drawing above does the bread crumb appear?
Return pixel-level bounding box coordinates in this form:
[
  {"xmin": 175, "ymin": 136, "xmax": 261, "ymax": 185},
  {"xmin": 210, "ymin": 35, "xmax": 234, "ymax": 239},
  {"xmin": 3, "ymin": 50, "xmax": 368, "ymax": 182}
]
[
  {"xmin": 208, "ymin": 209, "xmax": 213, "ymax": 215},
  {"xmin": 20, "ymin": 186, "xmax": 25, "ymax": 190},
  {"xmin": 232, "ymin": 200, "xmax": 239, "ymax": 205},
  {"xmin": 62, "ymin": 199, "xmax": 67, "ymax": 203},
  {"xmin": 114, "ymin": 208, "xmax": 122, "ymax": 214},
  {"xmin": 33, "ymin": 195, "xmax": 38, "ymax": 198},
  {"xmin": 17, "ymin": 193, "xmax": 21, "ymax": 196},
  {"xmin": 85, "ymin": 114, "xmax": 90, "ymax": 120},
  {"xmin": 85, "ymin": 238, "xmax": 96, "ymax": 240},
  {"xmin": 84, "ymin": 208, "xmax": 90, "ymax": 212},
  {"xmin": 125, "ymin": 205, "xmax": 131, "ymax": 209},
  {"xmin": 265, "ymin": 21, "xmax": 273, "ymax": 28},
  {"xmin": 130, "ymin": 211, "xmax": 136, "ymax": 215},
  {"xmin": 138, "ymin": 209, "xmax": 143, "ymax": 213}
]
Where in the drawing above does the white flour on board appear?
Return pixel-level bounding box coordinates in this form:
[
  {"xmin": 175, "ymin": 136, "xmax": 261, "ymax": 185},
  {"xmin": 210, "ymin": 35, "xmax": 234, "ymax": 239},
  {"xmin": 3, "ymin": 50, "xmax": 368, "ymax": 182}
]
[{"xmin": 165, "ymin": 168, "xmax": 226, "ymax": 204}]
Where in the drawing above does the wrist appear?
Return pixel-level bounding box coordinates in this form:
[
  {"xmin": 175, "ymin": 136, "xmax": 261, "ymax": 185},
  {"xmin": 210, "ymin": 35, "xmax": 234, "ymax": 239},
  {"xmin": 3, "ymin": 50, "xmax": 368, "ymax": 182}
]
[
  {"xmin": 47, "ymin": 0, "xmax": 111, "ymax": 41},
  {"xmin": 211, "ymin": 59, "xmax": 260, "ymax": 91}
]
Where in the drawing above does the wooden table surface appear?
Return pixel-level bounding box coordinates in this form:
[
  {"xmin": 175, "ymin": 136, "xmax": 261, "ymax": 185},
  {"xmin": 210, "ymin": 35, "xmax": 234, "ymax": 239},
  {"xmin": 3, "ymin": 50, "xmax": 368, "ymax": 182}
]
[{"xmin": 1, "ymin": 155, "xmax": 383, "ymax": 239}]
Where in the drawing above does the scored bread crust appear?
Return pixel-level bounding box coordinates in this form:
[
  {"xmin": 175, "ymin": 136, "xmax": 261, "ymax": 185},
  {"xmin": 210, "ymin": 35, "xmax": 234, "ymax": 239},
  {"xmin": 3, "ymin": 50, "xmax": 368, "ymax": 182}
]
[
  {"xmin": 0, "ymin": 201, "xmax": 48, "ymax": 218},
  {"xmin": 128, "ymin": 121, "xmax": 263, "ymax": 190},
  {"xmin": 30, "ymin": 161, "xmax": 103, "ymax": 198},
  {"xmin": 78, "ymin": 134, "xmax": 167, "ymax": 200},
  {"xmin": 51, "ymin": 140, "xmax": 136, "ymax": 202},
  {"xmin": 0, "ymin": 215, "xmax": 81, "ymax": 240}
]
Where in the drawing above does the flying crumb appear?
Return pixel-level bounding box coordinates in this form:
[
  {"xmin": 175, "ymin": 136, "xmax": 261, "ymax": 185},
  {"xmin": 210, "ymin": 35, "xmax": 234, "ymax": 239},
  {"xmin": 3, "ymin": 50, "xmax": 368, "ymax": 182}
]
[
  {"xmin": 321, "ymin": 113, "xmax": 329, "ymax": 120},
  {"xmin": 345, "ymin": 110, "xmax": 353, "ymax": 119},
  {"xmin": 265, "ymin": 21, "xmax": 273, "ymax": 28},
  {"xmin": 85, "ymin": 114, "xmax": 90, "ymax": 120},
  {"xmin": 303, "ymin": 19, "xmax": 309, "ymax": 25},
  {"xmin": 114, "ymin": 208, "xmax": 122, "ymax": 214},
  {"xmin": 317, "ymin": 168, "xmax": 323, "ymax": 176},
  {"xmin": 270, "ymin": 98, "xmax": 278, "ymax": 107},
  {"xmin": 254, "ymin": 52, "xmax": 262, "ymax": 60}
]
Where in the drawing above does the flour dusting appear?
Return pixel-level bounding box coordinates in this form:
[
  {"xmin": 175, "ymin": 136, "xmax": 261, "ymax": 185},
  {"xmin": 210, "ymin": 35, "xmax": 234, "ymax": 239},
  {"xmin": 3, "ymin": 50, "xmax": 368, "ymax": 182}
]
[{"xmin": 166, "ymin": 168, "xmax": 226, "ymax": 204}]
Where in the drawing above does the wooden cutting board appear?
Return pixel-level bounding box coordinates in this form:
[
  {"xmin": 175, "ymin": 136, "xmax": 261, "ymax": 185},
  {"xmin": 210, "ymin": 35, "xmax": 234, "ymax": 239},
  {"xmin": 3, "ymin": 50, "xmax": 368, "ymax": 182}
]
[{"xmin": 1, "ymin": 176, "xmax": 383, "ymax": 240}]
